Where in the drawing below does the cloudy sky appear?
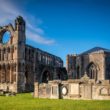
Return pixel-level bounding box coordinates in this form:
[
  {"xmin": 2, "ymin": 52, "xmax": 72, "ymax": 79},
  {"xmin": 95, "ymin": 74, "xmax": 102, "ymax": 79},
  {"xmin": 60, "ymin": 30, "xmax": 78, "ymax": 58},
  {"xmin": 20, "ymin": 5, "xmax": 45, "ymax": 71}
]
[{"xmin": 0, "ymin": 0, "xmax": 110, "ymax": 65}]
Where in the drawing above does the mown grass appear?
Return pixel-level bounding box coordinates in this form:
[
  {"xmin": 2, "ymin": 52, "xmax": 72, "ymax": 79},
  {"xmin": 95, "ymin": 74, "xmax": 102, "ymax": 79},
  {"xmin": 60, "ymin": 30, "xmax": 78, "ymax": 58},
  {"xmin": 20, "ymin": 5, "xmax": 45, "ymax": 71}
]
[{"xmin": 0, "ymin": 93, "xmax": 110, "ymax": 110}]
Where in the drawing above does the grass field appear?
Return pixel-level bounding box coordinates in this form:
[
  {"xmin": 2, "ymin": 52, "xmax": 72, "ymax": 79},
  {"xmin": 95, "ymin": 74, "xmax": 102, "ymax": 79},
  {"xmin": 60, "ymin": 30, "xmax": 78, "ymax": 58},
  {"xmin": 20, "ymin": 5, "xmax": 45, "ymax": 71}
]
[{"xmin": 0, "ymin": 93, "xmax": 110, "ymax": 110}]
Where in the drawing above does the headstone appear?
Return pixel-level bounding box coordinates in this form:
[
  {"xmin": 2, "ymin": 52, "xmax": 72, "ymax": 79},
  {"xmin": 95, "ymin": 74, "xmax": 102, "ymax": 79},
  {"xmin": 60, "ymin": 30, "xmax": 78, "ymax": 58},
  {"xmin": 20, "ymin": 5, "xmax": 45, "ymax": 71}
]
[
  {"xmin": 52, "ymin": 86, "xmax": 58, "ymax": 95},
  {"xmin": 100, "ymin": 88, "xmax": 108, "ymax": 95},
  {"xmin": 70, "ymin": 83, "xmax": 79, "ymax": 95}
]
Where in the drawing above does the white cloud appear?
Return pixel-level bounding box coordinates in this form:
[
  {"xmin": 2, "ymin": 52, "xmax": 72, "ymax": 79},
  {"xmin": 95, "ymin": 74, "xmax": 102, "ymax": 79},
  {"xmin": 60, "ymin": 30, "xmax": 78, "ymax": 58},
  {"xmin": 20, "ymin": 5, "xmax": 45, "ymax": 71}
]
[
  {"xmin": 26, "ymin": 21, "xmax": 44, "ymax": 35},
  {"xmin": 0, "ymin": 0, "xmax": 55, "ymax": 45},
  {"xmin": 27, "ymin": 31, "xmax": 55, "ymax": 45}
]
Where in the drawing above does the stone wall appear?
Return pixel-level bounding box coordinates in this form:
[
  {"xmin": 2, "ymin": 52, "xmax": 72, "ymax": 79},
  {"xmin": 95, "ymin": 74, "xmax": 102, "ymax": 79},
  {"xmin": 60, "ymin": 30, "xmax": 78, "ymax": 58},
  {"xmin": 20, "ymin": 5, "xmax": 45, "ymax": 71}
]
[
  {"xmin": 34, "ymin": 80, "xmax": 61, "ymax": 99},
  {"xmin": 66, "ymin": 49, "xmax": 110, "ymax": 81},
  {"xmin": 34, "ymin": 76, "xmax": 110, "ymax": 100}
]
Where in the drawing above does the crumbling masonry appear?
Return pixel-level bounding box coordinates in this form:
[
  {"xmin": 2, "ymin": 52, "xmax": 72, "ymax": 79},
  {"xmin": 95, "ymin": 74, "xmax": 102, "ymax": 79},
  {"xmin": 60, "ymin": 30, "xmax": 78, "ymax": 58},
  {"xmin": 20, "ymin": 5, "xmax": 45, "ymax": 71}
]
[{"xmin": 0, "ymin": 16, "xmax": 67, "ymax": 93}]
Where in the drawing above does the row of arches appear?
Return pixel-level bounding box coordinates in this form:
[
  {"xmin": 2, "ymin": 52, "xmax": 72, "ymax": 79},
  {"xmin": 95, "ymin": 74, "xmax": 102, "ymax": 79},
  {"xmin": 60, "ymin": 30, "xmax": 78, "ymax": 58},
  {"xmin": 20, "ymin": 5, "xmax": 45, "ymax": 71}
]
[
  {"xmin": 25, "ymin": 47, "xmax": 63, "ymax": 68},
  {"xmin": 37, "ymin": 52, "xmax": 63, "ymax": 67},
  {"xmin": 0, "ymin": 46, "xmax": 14, "ymax": 61},
  {"xmin": 76, "ymin": 62, "xmax": 99, "ymax": 80},
  {"xmin": 40, "ymin": 67, "xmax": 67, "ymax": 83},
  {"xmin": 0, "ymin": 63, "xmax": 16, "ymax": 83},
  {"xmin": 0, "ymin": 46, "xmax": 14, "ymax": 53}
]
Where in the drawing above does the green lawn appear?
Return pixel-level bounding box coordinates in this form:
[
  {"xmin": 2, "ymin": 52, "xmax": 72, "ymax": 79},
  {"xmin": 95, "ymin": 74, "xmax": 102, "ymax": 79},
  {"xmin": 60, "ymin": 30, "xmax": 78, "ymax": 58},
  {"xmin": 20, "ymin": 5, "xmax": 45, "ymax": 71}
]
[{"xmin": 0, "ymin": 93, "xmax": 110, "ymax": 110}]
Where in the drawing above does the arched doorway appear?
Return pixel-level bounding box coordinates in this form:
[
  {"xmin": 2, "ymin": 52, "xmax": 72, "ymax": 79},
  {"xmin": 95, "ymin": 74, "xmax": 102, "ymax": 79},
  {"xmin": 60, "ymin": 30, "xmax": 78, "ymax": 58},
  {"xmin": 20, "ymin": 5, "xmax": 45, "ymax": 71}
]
[
  {"xmin": 25, "ymin": 64, "xmax": 29, "ymax": 85},
  {"xmin": 24, "ymin": 71, "xmax": 31, "ymax": 92},
  {"xmin": 41, "ymin": 70, "xmax": 51, "ymax": 83},
  {"xmin": 86, "ymin": 62, "xmax": 98, "ymax": 80},
  {"xmin": 25, "ymin": 71, "xmax": 28, "ymax": 84}
]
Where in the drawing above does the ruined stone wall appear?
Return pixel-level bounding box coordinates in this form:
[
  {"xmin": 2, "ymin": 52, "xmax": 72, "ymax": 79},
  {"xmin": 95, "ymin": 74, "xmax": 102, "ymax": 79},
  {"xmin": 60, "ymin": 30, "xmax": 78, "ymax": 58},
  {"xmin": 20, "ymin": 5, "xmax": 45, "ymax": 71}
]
[
  {"xmin": 34, "ymin": 79, "xmax": 110, "ymax": 100},
  {"xmin": 0, "ymin": 17, "xmax": 22, "ymax": 93},
  {"xmin": 88, "ymin": 53, "xmax": 105, "ymax": 80},
  {"xmin": 0, "ymin": 16, "xmax": 65, "ymax": 93},
  {"xmin": 67, "ymin": 51, "xmax": 109, "ymax": 81},
  {"xmin": 77, "ymin": 53, "xmax": 105, "ymax": 80},
  {"xmin": 24, "ymin": 44, "xmax": 64, "ymax": 90}
]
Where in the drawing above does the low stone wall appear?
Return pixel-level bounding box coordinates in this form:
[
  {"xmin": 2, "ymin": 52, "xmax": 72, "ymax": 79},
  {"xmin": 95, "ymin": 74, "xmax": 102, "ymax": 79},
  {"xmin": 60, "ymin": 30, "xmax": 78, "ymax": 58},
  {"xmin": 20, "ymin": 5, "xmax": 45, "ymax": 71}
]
[
  {"xmin": 34, "ymin": 80, "xmax": 61, "ymax": 99},
  {"xmin": 0, "ymin": 83, "xmax": 17, "ymax": 93},
  {"xmin": 34, "ymin": 79, "xmax": 110, "ymax": 100}
]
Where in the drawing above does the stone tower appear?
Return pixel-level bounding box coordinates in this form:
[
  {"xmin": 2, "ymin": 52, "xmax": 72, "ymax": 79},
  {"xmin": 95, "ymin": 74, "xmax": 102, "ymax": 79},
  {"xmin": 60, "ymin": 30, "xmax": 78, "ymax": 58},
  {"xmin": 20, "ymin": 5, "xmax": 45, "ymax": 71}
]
[
  {"xmin": 15, "ymin": 16, "xmax": 26, "ymax": 92},
  {"xmin": 0, "ymin": 16, "xmax": 26, "ymax": 92}
]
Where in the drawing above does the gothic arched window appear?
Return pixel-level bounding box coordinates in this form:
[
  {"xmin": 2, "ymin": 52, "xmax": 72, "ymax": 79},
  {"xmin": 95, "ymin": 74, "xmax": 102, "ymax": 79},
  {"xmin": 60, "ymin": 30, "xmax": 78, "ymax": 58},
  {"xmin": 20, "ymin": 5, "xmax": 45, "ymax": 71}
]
[{"xmin": 86, "ymin": 62, "xmax": 98, "ymax": 80}]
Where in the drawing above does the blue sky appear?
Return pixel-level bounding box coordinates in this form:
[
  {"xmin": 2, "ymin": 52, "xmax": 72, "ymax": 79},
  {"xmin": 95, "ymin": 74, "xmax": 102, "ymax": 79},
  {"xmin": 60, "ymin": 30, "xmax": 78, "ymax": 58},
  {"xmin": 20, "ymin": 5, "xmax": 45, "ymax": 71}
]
[{"xmin": 0, "ymin": 0, "xmax": 110, "ymax": 66}]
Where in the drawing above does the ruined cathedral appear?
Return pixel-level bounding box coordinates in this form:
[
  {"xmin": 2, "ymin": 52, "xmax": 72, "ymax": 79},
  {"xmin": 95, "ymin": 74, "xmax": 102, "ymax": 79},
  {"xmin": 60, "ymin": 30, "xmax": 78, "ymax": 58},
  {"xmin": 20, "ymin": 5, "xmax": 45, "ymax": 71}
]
[
  {"xmin": 66, "ymin": 47, "xmax": 110, "ymax": 80},
  {"xmin": 34, "ymin": 47, "xmax": 110, "ymax": 100},
  {"xmin": 1, "ymin": 16, "xmax": 110, "ymax": 100},
  {"xmin": 0, "ymin": 16, "xmax": 67, "ymax": 93}
]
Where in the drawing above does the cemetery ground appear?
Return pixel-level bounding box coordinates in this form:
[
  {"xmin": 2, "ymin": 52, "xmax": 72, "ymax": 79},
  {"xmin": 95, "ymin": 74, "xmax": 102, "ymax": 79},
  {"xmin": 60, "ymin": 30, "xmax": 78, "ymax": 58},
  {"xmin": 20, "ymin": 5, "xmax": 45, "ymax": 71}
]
[{"xmin": 0, "ymin": 93, "xmax": 110, "ymax": 110}]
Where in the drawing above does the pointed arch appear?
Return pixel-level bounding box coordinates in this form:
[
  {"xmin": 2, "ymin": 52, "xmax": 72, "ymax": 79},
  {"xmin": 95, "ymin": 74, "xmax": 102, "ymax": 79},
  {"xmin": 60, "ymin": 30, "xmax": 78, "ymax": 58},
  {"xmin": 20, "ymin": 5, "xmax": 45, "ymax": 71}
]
[
  {"xmin": 86, "ymin": 62, "xmax": 99, "ymax": 80},
  {"xmin": 40, "ymin": 67, "xmax": 52, "ymax": 83}
]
